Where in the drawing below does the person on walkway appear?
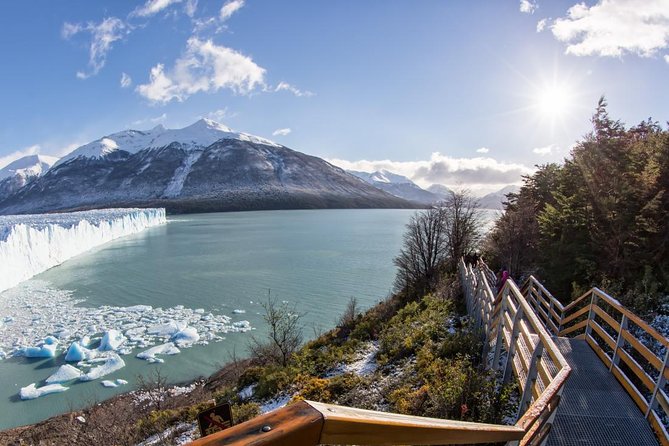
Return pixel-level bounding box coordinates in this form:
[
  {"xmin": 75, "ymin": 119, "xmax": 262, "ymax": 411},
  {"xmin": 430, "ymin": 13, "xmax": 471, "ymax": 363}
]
[{"xmin": 496, "ymin": 268, "xmax": 509, "ymax": 294}]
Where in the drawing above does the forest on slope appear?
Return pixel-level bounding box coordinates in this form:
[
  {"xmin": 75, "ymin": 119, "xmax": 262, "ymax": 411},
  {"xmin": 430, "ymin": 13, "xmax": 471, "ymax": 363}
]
[{"xmin": 484, "ymin": 98, "xmax": 669, "ymax": 319}]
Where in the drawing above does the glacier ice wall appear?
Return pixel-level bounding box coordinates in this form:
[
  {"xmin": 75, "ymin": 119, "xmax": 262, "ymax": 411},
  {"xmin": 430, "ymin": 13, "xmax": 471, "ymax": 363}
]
[{"xmin": 0, "ymin": 208, "xmax": 166, "ymax": 293}]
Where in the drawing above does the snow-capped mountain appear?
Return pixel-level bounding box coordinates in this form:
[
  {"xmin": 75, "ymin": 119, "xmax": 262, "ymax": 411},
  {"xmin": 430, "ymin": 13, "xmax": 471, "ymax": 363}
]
[
  {"xmin": 0, "ymin": 155, "xmax": 59, "ymax": 201},
  {"xmin": 478, "ymin": 185, "xmax": 519, "ymax": 210},
  {"xmin": 0, "ymin": 120, "xmax": 413, "ymax": 215},
  {"xmin": 349, "ymin": 169, "xmax": 440, "ymax": 204},
  {"xmin": 426, "ymin": 184, "xmax": 454, "ymax": 200}
]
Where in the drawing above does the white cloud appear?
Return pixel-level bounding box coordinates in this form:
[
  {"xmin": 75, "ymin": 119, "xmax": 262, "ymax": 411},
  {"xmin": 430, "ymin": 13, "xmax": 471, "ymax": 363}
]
[
  {"xmin": 0, "ymin": 145, "xmax": 41, "ymax": 169},
  {"xmin": 132, "ymin": 0, "xmax": 183, "ymax": 17},
  {"xmin": 476, "ymin": 147, "xmax": 490, "ymax": 154},
  {"xmin": 120, "ymin": 72, "xmax": 132, "ymax": 88},
  {"xmin": 63, "ymin": 17, "xmax": 128, "ymax": 79},
  {"xmin": 131, "ymin": 113, "xmax": 168, "ymax": 127},
  {"xmin": 520, "ymin": 0, "xmax": 538, "ymax": 14},
  {"xmin": 205, "ymin": 108, "xmax": 234, "ymax": 122},
  {"xmin": 184, "ymin": 0, "xmax": 198, "ymax": 17},
  {"xmin": 136, "ymin": 37, "xmax": 266, "ymax": 103},
  {"xmin": 272, "ymin": 128, "xmax": 291, "ymax": 136},
  {"xmin": 274, "ymin": 81, "xmax": 314, "ymax": 97},
  {"xmin": 537, "ymin": 18, "xmax": 548, "ymax": 32},
  {"xmin": 551, "ymin": 0, "xmax": 669, "ymax": 58},
  {"xmin": 327, "ymin": 152, "xmax": 533, "ymax": 190},
  {"xmin": 220, "ymin": 0, "xmax": 245, "ymax": 21},
  {"xmin": 665, "ymin": 54, "xmax": 669, "ymax": 63},
  {"xmin": 532, "ymin": 144, "xmax": 557, "ymax": 155}
]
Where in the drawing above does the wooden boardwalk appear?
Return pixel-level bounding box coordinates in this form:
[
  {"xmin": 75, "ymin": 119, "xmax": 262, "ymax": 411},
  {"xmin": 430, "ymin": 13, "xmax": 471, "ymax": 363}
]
[{"xmin": 547, "ymin": 338, "xmax": 659, "ymax": 445}]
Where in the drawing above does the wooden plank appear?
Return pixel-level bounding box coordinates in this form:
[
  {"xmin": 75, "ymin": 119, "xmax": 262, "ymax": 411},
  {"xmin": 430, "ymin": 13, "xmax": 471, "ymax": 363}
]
[
  {"xmin": 559, "ymin": 319, "xmax": 588, "ymax": 336},
  {"xmin": 611, "ymin": 364, "xmax": 650, "ymax": 413},
  {"xmin": 590, "ymin": 319, "xmax": 616, "ymax": 350},
  {"xmin": 648, "ymin": 409, "xmax": 669, "ymax": 446},
  {"xmin": 561, "ymin": 305, "xmax": 590, "ymax": 325},
  {"xmin": 188, "ymin": 400, "xmax": 323, "ymax": 446},
  {"xmin": 656, "ymin": 389, "xmax": 669, "ymax": 417},
  {"xmin": 562, "ymin": 290, "xmax": 593, "ymax": 313},
  {"xmin": 621, "ymin": 329, "xmax": 663, "ymax": 372},
  {"xmin": 592, "ymin": 304, "xmax": 621, "ymax": 333},
  {"xmin": 618, "ymin": 347, "xmax": 656, "ymax": 392},
  {"xmin": 309, "ymin": 401, "xmax": 526, "ymax": 445},
  {"xmin": 593, "ymin": 289, "xmax": 669, "ymax": 349}
]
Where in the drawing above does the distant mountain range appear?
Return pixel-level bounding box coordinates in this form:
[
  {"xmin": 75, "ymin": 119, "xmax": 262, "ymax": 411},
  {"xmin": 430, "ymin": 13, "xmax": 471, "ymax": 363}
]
[
  {"xmin": 0, "ymin": 119, "xmax": 414, "ymax": 215},
  {"xmin": 0, "ymin": 155, "xmax": 59, "ymax": 202},
  {"xmin": 348, "ymin": 169, "xmax": 441, "ymax": 204},
  {"xmin": 349, "ymin": 168, "xmax": 517, "ymax": 210}
]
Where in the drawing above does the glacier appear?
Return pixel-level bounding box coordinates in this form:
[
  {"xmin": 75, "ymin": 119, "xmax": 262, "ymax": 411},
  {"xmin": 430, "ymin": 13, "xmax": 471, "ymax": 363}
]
[{"xmin": 0, "ymin": 208, "xmax": 166, "ymax": 293}]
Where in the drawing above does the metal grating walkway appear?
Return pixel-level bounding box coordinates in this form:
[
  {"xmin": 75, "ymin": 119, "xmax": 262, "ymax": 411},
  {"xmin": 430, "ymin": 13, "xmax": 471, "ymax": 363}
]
[{"xmin": 547, "ymin": 338, "xmax": 659, "ymax": 445}]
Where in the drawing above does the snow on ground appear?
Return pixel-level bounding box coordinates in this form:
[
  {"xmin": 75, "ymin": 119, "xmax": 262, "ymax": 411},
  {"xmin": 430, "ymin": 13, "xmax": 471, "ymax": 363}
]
[
  {"xmin": 326, "ymin": 341, "xmax": 379, "ymax": 378},
  {"xmin": 0, "ymin": 208, "xmax": 166, "ymax": 293},
  {"xmin": 162, "ymin": 151, "xmax": 203, "ymax": 198},
  {"xmin": 136, "ymin": 421, "xmax": 197, "ymax": 446},
  {"xmin": 260, "ymin": 394, "xmax": 292, "ymax": 413}
]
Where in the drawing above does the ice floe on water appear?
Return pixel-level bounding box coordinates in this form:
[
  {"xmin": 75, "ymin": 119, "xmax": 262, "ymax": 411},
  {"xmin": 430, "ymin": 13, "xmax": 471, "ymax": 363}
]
[
  {"xmin": 19, "ymin": 383, "xmax": 69, "ymax": 400},
  {"xmin": 46, "ymin": 364, "xmax": 83, "ymax": 383},
  {"xmin": 0, "ymin": 208, "xmax": 166, "ymax": 293},
  {"xmin": 0, "ymin": 280, "xmax": 253, "ymax": 400}
]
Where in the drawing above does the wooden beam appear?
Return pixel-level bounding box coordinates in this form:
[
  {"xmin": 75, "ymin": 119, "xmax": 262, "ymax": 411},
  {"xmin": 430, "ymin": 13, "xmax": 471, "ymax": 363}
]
[{"xmin": 309, "ymin": 401, "xmax": 525, "ymax": 445}]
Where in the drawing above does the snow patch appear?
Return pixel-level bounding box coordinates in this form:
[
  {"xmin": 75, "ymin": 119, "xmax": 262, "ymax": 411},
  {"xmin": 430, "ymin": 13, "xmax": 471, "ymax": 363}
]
[{"xmin": 162, "ymin": 151, "xmax": 203, "ymax": 198}]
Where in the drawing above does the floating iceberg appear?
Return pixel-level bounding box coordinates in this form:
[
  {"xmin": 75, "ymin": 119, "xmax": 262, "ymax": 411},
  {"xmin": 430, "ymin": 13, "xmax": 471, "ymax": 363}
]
[
  {"xmin": 46, "ymin": 364, "xmax": 83, "ymax": 383},
  {"xmin": 79, "ymin": 353, "xmax": 125, "ymax": 381},
  {"xmin": 99, "ymin": 329, "xmax": 126, "ymax": 351},
  {"xmin": 0, "ymin": 208, "xmax": 166, "ymax": 293},
  {"xmin": 65, "ymin": 342, "xmax": 94, "ymax": 362},
  {"xmin": 136, "ymin": 342, "xmax": 181, "ymax": 362},
  {"xmin": 101, "ymin": 380, "xmax": 118, "ymax": 388},
  {"xmin": 20, "ymin": 383, "xmax": 69, "ymax": 400},
  {"xmin": 171, "ymin": 327, "xmax": 199, "ymax": 347},
  {"xmin": 22, "ymin": 337, "xmax": 59, "ymax": 358}
]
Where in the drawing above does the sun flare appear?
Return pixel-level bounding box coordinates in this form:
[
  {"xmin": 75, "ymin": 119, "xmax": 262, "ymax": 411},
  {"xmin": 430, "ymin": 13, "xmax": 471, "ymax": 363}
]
[{"xmin": 537, "ymin": 85, "xmax": 571, "ymax": 118}]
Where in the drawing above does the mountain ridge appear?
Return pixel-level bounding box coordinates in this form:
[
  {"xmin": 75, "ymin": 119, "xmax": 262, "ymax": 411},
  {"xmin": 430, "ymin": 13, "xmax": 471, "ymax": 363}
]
[{"xmin": 0, "ymin": 120, "xmax": 416, "ymax": 215}]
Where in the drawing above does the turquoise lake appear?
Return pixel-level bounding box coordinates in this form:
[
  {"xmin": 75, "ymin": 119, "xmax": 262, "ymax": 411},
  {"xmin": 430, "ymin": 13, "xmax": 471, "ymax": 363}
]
[{"xmin": 0, "ymin": 209, "xmax": 417, "ymax": 429}]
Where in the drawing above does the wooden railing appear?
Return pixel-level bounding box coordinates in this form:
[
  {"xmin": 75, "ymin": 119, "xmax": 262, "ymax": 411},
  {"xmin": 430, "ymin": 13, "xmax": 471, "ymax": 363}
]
[
  {"xmin": 522, "ymin": 276, "xmax": 669, "ymax": 445},
  {"xmin": 189, "ymin": 400, "xmax": 525, "ymax": 446},
  {"xmin": 461, "ymin": 260, "xmax": 571, "ymax": 446}
]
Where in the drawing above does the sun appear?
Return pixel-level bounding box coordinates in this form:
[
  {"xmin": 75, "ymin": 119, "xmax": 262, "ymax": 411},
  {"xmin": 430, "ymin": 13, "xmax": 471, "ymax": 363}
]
[{"xmin": 536, "ymin": 84, "xmax": 572, "ymax": 119}]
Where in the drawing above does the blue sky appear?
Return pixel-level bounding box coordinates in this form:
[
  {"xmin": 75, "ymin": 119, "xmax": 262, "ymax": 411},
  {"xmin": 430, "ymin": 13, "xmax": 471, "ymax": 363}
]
[{"xmin": 1, "ymin": 0, "xmax": 668, "ymax": 193}]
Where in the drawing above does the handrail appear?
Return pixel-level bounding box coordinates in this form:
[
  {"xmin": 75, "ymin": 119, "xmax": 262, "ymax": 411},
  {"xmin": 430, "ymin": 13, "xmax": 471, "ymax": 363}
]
[
  {"xmin": 520, "ymin": 275, "xmax": 669, "ymax": 445},
  {"xmin": 188, "ymin": 400, "xmax": 525, "ymax": 446},
  {"xmin": 464, "ymin": 261, "xmax": 571, "ymax": 446}
]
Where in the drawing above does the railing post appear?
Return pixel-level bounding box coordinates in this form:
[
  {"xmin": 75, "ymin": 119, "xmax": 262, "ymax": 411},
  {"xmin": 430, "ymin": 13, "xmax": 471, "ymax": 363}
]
[
  {"xmin": 609, "ymin": 314, "xmax": 628, "ymax": 371},
  {"xmin": 646, "ymin": 348, "xmax": 669, "ymax": 418},
  {"xmin": 548, "ymin": 297, "xmax": 556, "ymax": 335},
  {"xmin": 516, "ymin": 342, "xmax": 544, "ymax": 420},
  {"xmin": 502, "ymin": 307, "xmax": 524, "ymax": 384},
  {"xmin": 584, "ymin": 291, "xmax": 596, "ymax": 338},
  {"xmin": 492, "ymin": 293, "xmax": 507, "ymax": 370}
]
